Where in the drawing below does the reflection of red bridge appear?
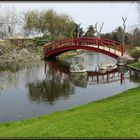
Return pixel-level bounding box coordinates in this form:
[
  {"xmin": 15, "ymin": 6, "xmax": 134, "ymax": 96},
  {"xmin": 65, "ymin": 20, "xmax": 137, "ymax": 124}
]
[
  {"xmin": 44, "ymin": 37, "xmax": 133, "ymax": 59},
  {"xmin": 45, "ymin": 60, "xmax": 132, "ymax": 85}
]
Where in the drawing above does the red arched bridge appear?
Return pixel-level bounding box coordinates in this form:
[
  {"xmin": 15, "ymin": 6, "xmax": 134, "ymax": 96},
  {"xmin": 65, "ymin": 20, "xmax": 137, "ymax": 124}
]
[{"xmin": 44, "ymin": 37, "xmax": 133, "ymax": 59}]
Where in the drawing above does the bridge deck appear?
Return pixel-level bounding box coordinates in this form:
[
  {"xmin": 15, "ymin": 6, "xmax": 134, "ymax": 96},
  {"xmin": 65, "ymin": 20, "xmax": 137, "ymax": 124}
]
[{"xmin": 89, "ymin": 45, "xmax": 132, "ymax": 59}]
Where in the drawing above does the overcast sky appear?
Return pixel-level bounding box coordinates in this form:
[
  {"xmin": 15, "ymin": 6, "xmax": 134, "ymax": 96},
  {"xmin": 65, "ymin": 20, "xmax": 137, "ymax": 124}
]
[{"xmin": 0, "ymin": 1, "xmax": 139, "ymax": 33}]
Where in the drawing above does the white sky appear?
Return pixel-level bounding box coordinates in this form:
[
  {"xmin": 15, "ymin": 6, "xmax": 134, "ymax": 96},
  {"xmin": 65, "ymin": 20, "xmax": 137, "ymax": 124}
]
[{"xmin": 0, "ymin": 1, "xmax": 139, "ymax": 33}]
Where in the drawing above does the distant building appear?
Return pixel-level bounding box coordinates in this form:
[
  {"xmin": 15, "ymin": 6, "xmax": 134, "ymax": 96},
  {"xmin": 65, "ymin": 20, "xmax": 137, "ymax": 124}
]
[
  {"xmin": 5, "ymin": 34, "xmax": 33, "ymax": 47},
  {"xmin": 7, "ymin": 34, "xmax": 32, "ymax": 41}
]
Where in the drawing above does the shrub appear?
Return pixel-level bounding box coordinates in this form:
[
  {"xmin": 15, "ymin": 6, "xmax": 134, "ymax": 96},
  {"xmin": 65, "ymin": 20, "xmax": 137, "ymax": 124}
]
[
  {"xmin": 33, "ymin": 37, "xmax": 46, "ymax": 46},
  {"xmin": 130, "ymin": 49, "xmax": 140, "ymax": 61}
]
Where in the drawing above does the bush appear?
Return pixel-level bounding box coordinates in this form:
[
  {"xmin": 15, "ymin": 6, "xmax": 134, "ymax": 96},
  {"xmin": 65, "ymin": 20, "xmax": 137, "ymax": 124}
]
[
  {"xmin": 130, "ymin": 48, "xmax": 140, "ymax": 61},
  {"xmin": 33, "ymin": 37, "xmax": 47, "ymax": 46}
]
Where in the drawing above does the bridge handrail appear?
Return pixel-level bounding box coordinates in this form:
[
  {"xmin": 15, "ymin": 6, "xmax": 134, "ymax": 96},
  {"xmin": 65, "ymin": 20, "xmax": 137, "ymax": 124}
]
[
  {"xmin": 47, "ymin": 37, "xmax": 122, "ymax": 44},
  {"xmin": 45, "ymin": 37, "xmax": 122, "ymax": 46},
  {"xmin": 45, "ymin": 37, "xmax": 133, "ymax": 49}
]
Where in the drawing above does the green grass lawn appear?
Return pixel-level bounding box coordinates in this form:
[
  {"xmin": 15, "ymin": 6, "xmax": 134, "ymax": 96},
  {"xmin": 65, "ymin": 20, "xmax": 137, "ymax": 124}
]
[
  {"xmin": 0, "ymin": 86, "xmax": 140, "ymax": 138},
  {"xmin": 58, "ymin": 50, "xmax": 79, "ymax": 60},
  {"xmin": 130, "ymin": 61, "xmax": 140, "ymax": 69}
]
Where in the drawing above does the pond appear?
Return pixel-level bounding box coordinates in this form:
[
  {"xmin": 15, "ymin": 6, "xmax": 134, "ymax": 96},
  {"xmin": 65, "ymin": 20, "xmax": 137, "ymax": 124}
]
[{"xmin": 0, "ymin": 52, "xmax": 139, "ymax": 122}]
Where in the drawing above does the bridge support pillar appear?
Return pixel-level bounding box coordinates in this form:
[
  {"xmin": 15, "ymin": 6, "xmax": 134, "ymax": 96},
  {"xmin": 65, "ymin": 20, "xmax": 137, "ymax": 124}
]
[{"xmin": 121, "ymin": 45, "xmax": 124, "ymax": 56}]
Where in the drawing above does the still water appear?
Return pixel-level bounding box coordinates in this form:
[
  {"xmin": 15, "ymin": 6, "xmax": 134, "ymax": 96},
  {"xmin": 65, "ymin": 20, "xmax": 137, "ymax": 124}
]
[{"xmin": 0, "ymin": 52, "xmax": 139, "ymax": 122}]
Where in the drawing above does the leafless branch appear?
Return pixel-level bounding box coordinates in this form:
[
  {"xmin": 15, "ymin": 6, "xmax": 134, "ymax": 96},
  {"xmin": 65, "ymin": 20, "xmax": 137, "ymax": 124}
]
[
  {"xmin": 122, "ymin": 17, "xmax": 127, "ymax": 45},
  {"xmin": 94, "ymin": 22, "xmax": 104, "ymax": 38}
]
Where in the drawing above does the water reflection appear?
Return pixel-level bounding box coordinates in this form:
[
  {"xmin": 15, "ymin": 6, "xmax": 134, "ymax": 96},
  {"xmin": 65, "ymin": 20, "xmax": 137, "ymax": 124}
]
[
  {"xmin": 44, "ymin": 60, "xmax": 132, "ymax": 87},
  {"xmin": 131, "ymin": 71, "xmax": 140, "ymax": 83},
  {"xmin": 0, "ymin": 61, "xmax": 21, "ymax": 72},
  {"xmin": 0, "ymin": 62, "xmax": 20, "ymax": 92},
  {"xmin": 27, "ymin": 62, "xmax": 75, "ymax": 104},
  {"xmin": 70, "ymin": 72, "xmax": 88, "ymax": 88},
  {"xmin": 118, "ymin": 66, "xmax": 128, "ymax": 74},
  {"xmin": 0, "ymin": 61, "xmax": 43, "ymax": 93},
  {"xmin": 46, "ymin": 60, "xmax": 140, "ymax": 87},
  {"xmin": 26, "ymin": 60, "xmax": 140, "ymax": 104}
]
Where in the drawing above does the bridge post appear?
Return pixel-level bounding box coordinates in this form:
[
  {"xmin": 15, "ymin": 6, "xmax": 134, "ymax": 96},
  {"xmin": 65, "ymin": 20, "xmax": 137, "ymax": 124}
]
[
  {"xmin": 121, "ymin": 45, "xmax": 124, "ymax": 56},
  {"xmin": 43, "ymin": 47, "xmax": 45, "ymax": 59},
  {"xmin": 114, "ymin": 47, "xmax": 116, "ymax": 54},
  {"xmin": 120, "ymin": 73, "xmax": 124, "ymax": 85},
  {"xmin": 96, "ymin": 38, "xmax": 99, "ymax": 48},
  {"xmin": 107, "ymin": 72, "xmax": 109, "ymax": 83},
  {"xmin": 44, "ymin": 61, "xmax": 46, "ymax": 74},
  {"xmin": 97, "ymin": 74, "xmax": 99, "ymax": 84},
  {"xmin": 129, "ymin": 70, "xmax": 132, "ymax": 83}
]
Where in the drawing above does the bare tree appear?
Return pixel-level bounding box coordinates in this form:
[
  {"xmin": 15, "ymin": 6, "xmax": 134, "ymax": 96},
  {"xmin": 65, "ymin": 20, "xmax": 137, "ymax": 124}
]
[
  {"xmin": 94, "ymin": 22, "xmax": 104, "ymax": 38},
  {"xmin": 137, "ymin": 2, "xmax": 140, "ymax": 11},
  {"xmin": 122, "ymin": 17, "xmax": 127, "ymax": 45},
  {"xmin": 77, "ymin": 23, "xmax": 81, "ymax": 38},
  {"xmin": 0, "ymin": 7, "xmax": 20, "ymax": 39}
]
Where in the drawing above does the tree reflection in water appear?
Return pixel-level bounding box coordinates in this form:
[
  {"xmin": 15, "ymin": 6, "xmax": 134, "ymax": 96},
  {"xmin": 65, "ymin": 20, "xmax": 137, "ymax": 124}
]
[
  {"xmin": 0, "ymin": 61, "xmax": 40, "ymax": 92},
  {"xmin": 27, "ymin": 63, "xmax": 75, "ymax": 104},
  {"xmin": 131, "ymin": 71, "xmax": 140, "ymax": 83},
  {"xmin": 70, "ymin": 72, "xmax": 88, "ymax": 88},
  {"xmin": 27, "ymin": 60, "xmax": 140, "ymax": 104},
  {"xmin": 118, "ymin": 66, "xmax": 140, "ymax": 83}
]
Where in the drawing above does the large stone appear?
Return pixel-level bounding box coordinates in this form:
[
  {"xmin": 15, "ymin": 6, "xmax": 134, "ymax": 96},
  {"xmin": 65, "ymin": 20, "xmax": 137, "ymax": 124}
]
[{"xmin": 70, "ymin": 53, "xmax": 87, "ymax": 72}]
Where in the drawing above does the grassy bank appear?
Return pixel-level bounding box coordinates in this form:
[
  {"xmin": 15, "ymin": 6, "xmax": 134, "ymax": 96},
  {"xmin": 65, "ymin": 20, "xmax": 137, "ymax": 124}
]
[
  {"xmin": 58, "ymin": 50, "xmax": 79, "ymax": 60},
  {"xmin": 0, "ymin": 86, "xmax": 140, "ymax": 138}
]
